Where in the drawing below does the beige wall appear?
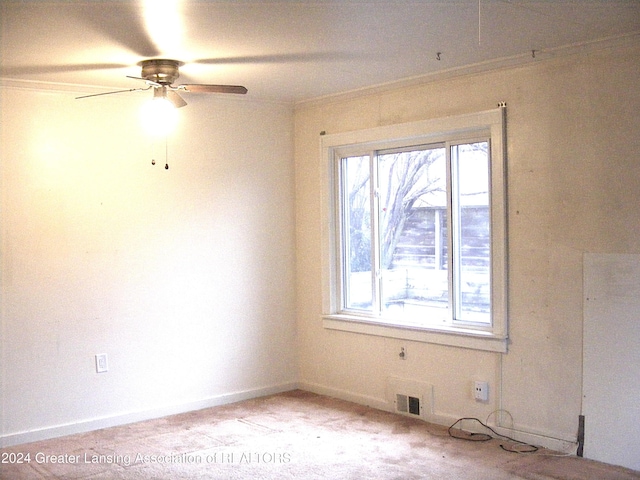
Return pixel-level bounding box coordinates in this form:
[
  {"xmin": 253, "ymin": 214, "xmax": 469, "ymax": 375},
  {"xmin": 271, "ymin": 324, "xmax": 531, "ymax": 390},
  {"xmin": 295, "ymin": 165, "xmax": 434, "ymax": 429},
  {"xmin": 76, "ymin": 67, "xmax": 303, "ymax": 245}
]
[
  {"xmin": 2, "ymin": 36, "xmax": 638, "ymax": 457},
  {"xmin": 294, "ymin": 39, "xmax": 640, "ymax": 446},
  {"xmin": 0, "ymin": 87, "xmax": 297, "ymax": 445}
]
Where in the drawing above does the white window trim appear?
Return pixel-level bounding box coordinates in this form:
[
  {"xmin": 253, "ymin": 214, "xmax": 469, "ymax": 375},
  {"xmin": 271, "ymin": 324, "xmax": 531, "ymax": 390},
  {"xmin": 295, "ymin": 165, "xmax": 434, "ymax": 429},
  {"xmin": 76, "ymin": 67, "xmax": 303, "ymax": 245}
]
[{"xmin": 320, "ymin": 107, "xmax": 508, "ymax": 353}]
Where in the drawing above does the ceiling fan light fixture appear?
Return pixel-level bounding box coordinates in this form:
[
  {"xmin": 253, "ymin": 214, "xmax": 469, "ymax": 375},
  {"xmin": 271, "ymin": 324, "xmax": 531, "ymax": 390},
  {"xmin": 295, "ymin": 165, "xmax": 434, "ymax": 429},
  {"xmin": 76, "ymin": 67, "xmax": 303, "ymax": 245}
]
[{"xmin": 140, "ymin": 87, "xmax": 178, "ymax": 137}]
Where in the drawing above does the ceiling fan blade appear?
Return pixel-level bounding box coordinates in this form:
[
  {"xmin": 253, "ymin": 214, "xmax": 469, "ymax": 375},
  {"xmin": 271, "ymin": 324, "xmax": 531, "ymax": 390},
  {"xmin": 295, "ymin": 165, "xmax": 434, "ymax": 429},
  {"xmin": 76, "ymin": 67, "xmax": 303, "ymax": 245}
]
[
  {"xmin": 126, "ymin": 75, "xmax": 162, "ymax": 87},
  {"xmin": 167, "ymin": 90, "xmax": 188, "ymax": 108},
  {"xmin": 1, "ymin": 63, "xmax": 130, "ymax": 77},
  {"xmin": 180, "ymin": 84, "xmax": 248, "ymax": 95},
  {"xmin": 75, "ymin": 87, "xmax": 150, "ymax": 100},
  {"xmin": 193, "ymin": 52, "xmax": 361, "ymax": 66},
  {"xmin": 73, "ymin": 3, "xmax": 160, "ymax": 58}
]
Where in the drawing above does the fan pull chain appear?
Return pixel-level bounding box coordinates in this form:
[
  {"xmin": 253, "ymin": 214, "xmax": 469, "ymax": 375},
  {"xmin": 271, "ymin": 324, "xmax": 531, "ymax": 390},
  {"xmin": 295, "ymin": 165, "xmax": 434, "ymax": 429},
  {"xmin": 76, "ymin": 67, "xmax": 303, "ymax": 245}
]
[
  {"xmin": 150, "ymin": 136, "xmax": 157, "ymax": 166},
  {"xmin": 165, "ymin": 136, "xmax": 169, "ymax": 170},
  {"xmin": 150, "ymin": 136, "xmax": 169, "ymax": 169}
]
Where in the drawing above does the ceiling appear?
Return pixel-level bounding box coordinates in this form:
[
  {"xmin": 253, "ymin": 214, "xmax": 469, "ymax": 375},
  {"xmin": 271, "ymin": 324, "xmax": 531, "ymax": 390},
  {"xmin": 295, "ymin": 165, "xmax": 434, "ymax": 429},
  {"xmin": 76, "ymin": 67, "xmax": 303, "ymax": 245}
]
[{"xmin": 1, "ymin": 0, "xmax": 639, "ymax": 104}]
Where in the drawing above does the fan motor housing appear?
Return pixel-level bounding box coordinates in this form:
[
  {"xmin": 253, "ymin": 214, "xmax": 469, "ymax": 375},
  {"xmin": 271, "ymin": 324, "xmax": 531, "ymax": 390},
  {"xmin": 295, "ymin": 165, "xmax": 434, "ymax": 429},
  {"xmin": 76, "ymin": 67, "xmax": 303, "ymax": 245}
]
[{"xmin": 139, "ymin": 59, "xmax": 183, "ymax": 84}]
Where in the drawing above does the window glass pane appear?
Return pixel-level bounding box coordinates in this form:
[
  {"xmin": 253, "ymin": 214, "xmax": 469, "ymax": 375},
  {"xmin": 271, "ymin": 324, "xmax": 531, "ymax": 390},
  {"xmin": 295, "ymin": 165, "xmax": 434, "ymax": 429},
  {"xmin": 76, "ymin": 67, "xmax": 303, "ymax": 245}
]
[
  {"xmin": 451, "ymin": 142, "xmax": 491, "ymax": 323},
  {"xmin": 377, "ymin": 146, "xmax": 448, "ymax": 323},
  {"xmin": 324, "ymin": 109, "xmax": 507, "ymax": 348},
  {"xmin": 342, "ymin": 155, "xmax": 373, "ymax": 311}
]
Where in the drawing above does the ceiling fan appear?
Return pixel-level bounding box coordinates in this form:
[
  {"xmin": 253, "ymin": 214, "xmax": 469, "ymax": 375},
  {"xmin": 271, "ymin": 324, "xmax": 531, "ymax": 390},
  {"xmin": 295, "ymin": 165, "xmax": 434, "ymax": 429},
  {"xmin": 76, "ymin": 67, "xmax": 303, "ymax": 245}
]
[{"xmin": 75, "ymin": 59, "xmax": 247, "ymax": 107}]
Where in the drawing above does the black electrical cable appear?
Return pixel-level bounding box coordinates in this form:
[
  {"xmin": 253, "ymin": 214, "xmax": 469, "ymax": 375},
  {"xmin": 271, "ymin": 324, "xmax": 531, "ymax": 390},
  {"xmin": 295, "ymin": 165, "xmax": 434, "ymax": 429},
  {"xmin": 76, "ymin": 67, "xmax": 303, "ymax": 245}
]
[{"xmin": 448, "ymin": 417, "xmax": 539, "ymax": 453}]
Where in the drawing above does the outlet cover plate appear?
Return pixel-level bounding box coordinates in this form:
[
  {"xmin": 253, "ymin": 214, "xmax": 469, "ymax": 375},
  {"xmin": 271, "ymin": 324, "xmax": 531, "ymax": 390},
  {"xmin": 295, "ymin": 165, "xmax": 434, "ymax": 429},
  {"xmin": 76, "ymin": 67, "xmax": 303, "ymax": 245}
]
[{"xmin": 474, "ymin": 381, "xmax": 489, "ymax": 401}]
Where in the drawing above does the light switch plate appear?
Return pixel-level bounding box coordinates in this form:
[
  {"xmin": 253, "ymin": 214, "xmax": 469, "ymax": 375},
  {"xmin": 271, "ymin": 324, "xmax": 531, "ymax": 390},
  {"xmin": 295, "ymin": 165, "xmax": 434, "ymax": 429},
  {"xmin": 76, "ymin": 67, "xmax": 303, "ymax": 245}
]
[{"xmin": 95, "ymin": 353, "xmax": 108, "ymax": 373}]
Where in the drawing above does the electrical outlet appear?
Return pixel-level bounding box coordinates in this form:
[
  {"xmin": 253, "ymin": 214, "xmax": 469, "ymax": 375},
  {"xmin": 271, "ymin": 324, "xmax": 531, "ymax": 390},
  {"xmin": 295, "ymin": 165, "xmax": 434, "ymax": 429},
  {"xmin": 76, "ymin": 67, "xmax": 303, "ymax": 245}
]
[
  {"xmin": 474, "ymin": 381, "xmax": 489, "ymax": 401},
  {"xmin": 95, "ymin": 353, "xmax": 108, "ymax": 373}
]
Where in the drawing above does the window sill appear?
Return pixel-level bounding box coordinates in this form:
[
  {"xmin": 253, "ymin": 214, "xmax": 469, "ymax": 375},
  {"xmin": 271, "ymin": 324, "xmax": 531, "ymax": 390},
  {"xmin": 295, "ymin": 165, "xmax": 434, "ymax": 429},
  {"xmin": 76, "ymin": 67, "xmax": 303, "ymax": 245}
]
[{"xmin": 322, "ymin": 314, "xmax": 508, "ymax": 353}]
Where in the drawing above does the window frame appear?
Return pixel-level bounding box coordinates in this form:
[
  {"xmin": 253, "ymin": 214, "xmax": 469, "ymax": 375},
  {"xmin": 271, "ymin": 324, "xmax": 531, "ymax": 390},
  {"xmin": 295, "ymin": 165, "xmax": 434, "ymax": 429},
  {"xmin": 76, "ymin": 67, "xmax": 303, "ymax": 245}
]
[{"xmin": 320, "ymin": 107, "xmax": 508, "ymax": 353}]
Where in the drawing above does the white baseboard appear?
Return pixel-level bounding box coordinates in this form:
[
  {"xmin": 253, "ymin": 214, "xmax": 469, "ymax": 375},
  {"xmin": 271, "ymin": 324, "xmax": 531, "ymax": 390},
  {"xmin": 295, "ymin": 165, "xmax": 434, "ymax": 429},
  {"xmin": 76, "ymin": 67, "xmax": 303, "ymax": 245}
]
[
  {"xmin": 3, "ymin": 380, "xmax": 577, "ymax": 455},
  {"xmin": 298, "ymin": 381, "xmax": 577, "ymax": 454},
  {"xmin": 489, "ymin": 425, "xmax": 577, "ymax": 454},
  {"xmin": 299, "ymin": 381, "xmax": 390, "ymax": 412},
  {"xmin": 1, "ymin": 382, "xmax": 298, "ymax": 448}
]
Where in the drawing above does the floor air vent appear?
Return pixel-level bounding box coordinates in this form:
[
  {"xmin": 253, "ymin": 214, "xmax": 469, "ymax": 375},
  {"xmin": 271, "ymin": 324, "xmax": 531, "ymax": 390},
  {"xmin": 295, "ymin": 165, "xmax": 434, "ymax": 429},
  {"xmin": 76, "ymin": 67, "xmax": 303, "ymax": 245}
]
[
  {"xmin": 396, "ymin": 394, "xmax": 421, "ymax": 416},
  {"xmin": 387, "ymin": 377, "xmax": 433, "ymax": 420}
]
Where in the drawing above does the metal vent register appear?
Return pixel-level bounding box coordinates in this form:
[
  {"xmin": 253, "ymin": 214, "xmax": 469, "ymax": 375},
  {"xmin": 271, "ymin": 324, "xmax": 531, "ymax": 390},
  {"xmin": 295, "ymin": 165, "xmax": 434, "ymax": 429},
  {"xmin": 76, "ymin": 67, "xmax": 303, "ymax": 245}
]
[{"xmin": 396, "ymin": 394, "xmax": 421, "ymax": 416}]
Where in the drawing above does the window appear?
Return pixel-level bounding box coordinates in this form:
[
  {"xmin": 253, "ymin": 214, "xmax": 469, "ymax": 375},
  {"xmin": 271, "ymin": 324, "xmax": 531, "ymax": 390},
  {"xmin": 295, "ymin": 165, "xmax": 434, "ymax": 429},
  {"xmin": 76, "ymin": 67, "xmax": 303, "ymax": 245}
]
[{"xmin": 321, "ymin": 107, "xmax": 507, "ymax": 352}]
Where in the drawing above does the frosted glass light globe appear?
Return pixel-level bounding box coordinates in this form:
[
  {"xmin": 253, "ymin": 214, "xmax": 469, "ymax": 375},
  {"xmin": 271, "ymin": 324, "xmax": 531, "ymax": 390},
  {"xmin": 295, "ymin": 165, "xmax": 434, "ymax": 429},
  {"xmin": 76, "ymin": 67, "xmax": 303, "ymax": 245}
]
[{"xmin": 140, "ymin": 97, "xmax": 178, "ymax": 137}]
